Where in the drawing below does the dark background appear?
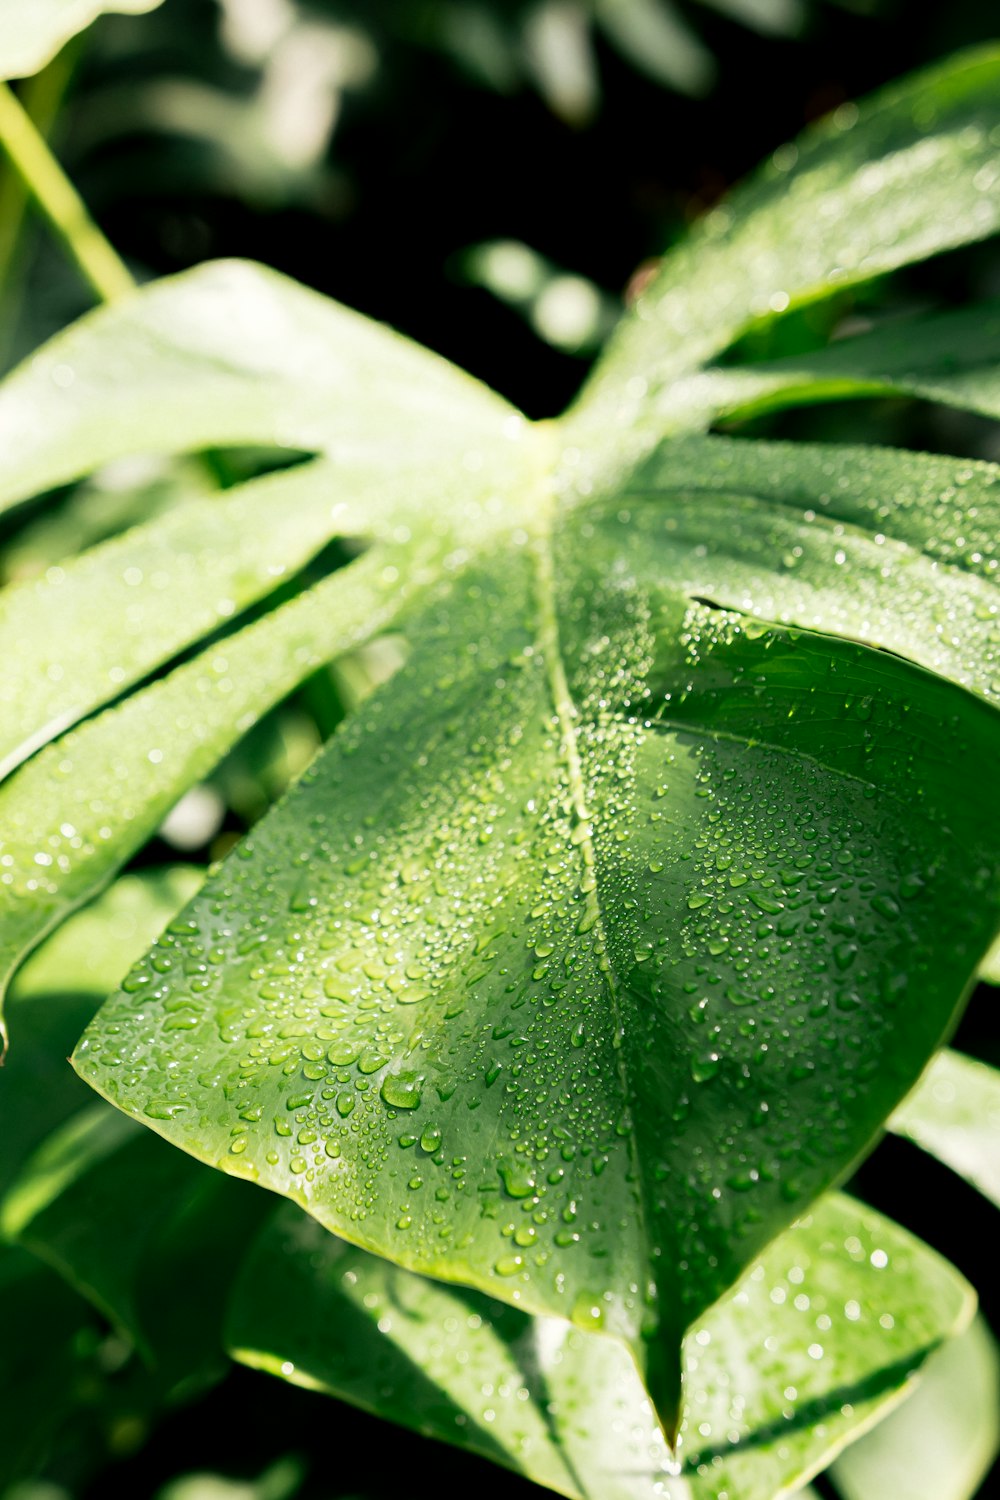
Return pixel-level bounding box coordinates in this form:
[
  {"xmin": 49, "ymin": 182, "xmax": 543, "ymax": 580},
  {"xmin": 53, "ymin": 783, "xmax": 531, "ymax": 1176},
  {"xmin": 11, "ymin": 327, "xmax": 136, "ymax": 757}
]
[{"xmin": 4, "ymin": 1, "xmax": 999, "ymax": 1496}]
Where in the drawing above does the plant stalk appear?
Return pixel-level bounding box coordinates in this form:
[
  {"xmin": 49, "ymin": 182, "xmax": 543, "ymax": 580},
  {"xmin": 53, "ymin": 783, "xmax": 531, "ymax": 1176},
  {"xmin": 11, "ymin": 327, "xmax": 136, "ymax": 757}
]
[{"xmin": 0, "ymin": 79, "xmax": 133, "ymax": 304}]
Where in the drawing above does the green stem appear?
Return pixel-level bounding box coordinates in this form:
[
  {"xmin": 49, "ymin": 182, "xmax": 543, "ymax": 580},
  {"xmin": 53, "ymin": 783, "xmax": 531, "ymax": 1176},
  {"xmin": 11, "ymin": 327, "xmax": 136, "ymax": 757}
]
[
  {"xmin": 0, "ymin": 79, "xmax": 133, "ymax": 304},
  {"xmin": 0, "ymin": 48, "xmax": 79, "ymax": 303}
]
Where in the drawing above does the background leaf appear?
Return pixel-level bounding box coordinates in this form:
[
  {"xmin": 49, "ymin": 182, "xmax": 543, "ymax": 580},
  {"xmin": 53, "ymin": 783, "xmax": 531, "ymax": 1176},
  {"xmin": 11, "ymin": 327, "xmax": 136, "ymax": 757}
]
[
  {"xmin": 831, "ymin": 1315, "xmax": 1000, "ymax": 1500},
  {"xmin": 888, "ymin": 1050, "xmax": 1000, "ymax": 1210},
  {"xmin": 0, "ymin": 0, "xmax": 165, "ymax": 81},
  {"xmin": 229, "ymin": 1193, "xmax": 972, "ymax": 1500}
]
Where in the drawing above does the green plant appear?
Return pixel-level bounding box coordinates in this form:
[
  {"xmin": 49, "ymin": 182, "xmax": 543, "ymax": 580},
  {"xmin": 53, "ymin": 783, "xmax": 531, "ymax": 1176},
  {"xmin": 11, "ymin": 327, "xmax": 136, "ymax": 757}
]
[{"xmin": 1, "ymin": 5, "xmax": 999, "ymax": 1498}]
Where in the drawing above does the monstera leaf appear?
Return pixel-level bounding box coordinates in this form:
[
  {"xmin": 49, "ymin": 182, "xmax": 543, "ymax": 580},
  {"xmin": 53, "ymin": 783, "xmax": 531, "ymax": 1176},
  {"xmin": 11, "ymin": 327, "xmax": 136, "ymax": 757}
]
[{"xmin": 0, "ymin": 43, "xmax": 997, "ymax": 1465}]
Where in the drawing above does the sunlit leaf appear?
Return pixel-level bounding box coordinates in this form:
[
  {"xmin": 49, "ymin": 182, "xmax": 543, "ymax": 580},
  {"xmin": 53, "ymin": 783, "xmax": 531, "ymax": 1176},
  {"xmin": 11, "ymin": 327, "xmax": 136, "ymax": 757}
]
[
  {"xmin": 889, "ymin": 1049, "xmax": 1000, "ymax": 1209},
  {"xmin": 0, "ymin": 259, "xmax": 519, "ymax": 518},
  {"xmin": 668, "ymin": 301, "xmax": 1000, "ymax": 428},
  {"xmin": 574, "ymin": 47, "xmax": 1000, "ymax": 455},
  {"xmin": 0, "ymin": 0, "xmax": 164, "ymax": 80},
  {"xmin": 0, "ymin": 460, "xmax": 371, "ymax": 780},
  {"xmin": 0, "ymin": 541, "xmax": 432, "ymax": 1018},
  {"xmin": 831, "ymin": 1315, "xmax": 1000, "ymax": 1500}
]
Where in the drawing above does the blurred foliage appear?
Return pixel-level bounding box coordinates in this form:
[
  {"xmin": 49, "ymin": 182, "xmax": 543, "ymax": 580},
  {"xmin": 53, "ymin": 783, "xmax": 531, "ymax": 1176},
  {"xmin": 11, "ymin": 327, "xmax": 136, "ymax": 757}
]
[{"xmin": 1, "ymin": 2, "xmax": 999, "ymax": 1499}]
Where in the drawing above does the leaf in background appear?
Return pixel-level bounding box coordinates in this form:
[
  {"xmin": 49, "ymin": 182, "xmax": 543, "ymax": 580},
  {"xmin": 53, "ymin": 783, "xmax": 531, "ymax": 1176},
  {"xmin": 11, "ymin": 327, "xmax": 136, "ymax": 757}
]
[
  {"xmin": 229, "ymin": 1193, "xmax": 972, "ymax": 1500},
  {"xmin": 155, "ymin": 1456, "xmax": 306, "ymax": 1500},
  {"xmin": 574, "ymin": 46, "xmax": 1000, "ymax": 455},
  {"xmin": 4, "ymin": 1110, "xmax": 270, "ymax": 1388},
  {"xmin": 595, "ymin": 0, "xmax": 716, "ymax": 99},
  {"xmin": 888, "ymin": 1049, "xmax": 1000, "ymax": 1209},
  {"xmin": 0, "ymin": 1245, "xmax": 131, "ymax": 1492},
  {"xmin": 0, "ymin": 0, "xmax": 165, "ymax": 81},
  {"xmin": 693, "ymin": 0, "xmax": 806, "ymax": 38},
  {"xmin": 0, "ymin": 867, "xmax": 201, "ymax": 1207},
  {"xmin": 459, "ymin": 239, "xmax": 618, "ymax": 354},
  {"xmin": 831, "ymin": 1315, "xmax": 1000, "ymax": 1500},
  {"xmin": 522, "ymin": 2, "xmax": 600, "ymax": 126},
  {"xmin": 0, "ymin": 864, "xmax": 266, "ymax": 1393},
  {"xmin": 981, "ymin": 932, "xmax": 1000, "ymax": 983},
  {"xmin": 668, "ymin": 301, "xmax": 1000, "ymax": 429},
  {"xmin": 11, "ymin": 865, "xmax": 203, "ymax": 1001}
]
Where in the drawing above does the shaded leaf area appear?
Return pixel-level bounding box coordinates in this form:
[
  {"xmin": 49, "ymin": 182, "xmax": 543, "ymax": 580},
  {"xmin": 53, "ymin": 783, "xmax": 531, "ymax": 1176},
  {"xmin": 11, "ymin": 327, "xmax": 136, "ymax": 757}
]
[
  {"xmin": 0, "ymin": 870, "xmax": 232, "ymax": 1494},
  {"xmin": 0, "ymin": 1244, "xmax": 158, "ymax": 1494},
  {"xmin": 0, "ymin": 259, "xmax": 520, "ymax": 515},
  {"xmin": 888, "ymin": 1050, "xmax": 1000, "ymax": 1209},
  {"xmin": 228, "ymin": 1193, "xmax": 971, "ymax": 1500},
  {"xmin": 831, "ymin": 1315, "xmax": 1000, "ymax": 1500},
  {"xmin": 666, "ymin": 302, "xmax": 1000, "ymax": 430},
  {"xmin": 73, "ymin": 526, "xmax": 1000, "ymax": 1421},
  {"xmin": 573, "ymin": 46, "xmax": 1000, "ymax": 454},
  {"xmin": 599, "ymin": 434, "xmax": 1000, "ymax": 705},
  {"xmin": 0, "ymin": 868, "xmax": 268, "ymax": 1397},
  {"xmin": 0, "ymin": 0, "xmax": 163, "ymax": 80},
  {"xmin": 1, "ymin": 867, "xmax": 201, "ymax": 1203}
]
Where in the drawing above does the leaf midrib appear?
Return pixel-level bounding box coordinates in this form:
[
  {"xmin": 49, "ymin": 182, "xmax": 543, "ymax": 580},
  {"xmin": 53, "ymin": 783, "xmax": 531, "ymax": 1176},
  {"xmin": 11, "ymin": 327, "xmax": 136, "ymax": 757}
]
[{"xmin": 527, "ymin": 425, "xmax": 654, "ymax": 1356}]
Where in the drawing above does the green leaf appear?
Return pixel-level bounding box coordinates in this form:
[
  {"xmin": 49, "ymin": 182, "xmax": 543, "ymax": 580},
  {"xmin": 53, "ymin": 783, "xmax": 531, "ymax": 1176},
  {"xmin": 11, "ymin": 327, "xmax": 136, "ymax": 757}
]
[
  {"xmin": 73, "ymin": 512, "xmax": 1000, "ymax": 1428},
  {"xmin": 889, "ymin": 1049, "xmax": 1000, "ymax": 1209},
  {"xmin": 666, "ymin": 301, "xmax": 1000, "ymax": 429},
  {"xmin": 0, "ymin": 259, "xmax": 519, "ymax": 518},
  {"xmin": 0, "ymin": 458, "xmax": 398, "ymax": 779},
  {"xmin": 0, "ymin": 1246, "xmax": 113, "ymax": 1490},
  {"xmin": 0, "ymin": 0, "xmax": 164, "ymax": 80},
  {"xmin": 831, "ymin": 1315, "xmax": 1000, "ymax": 1500},
  {"xmin": 599, "ymin": 434, "xmax": 1000, "ymax": 706},
  {"xmin": 575, "ymin": 46, "xmax": 1000, "ymax": 449},
  {"xmin": 228, "ymin": 1193, "xmax": 972, "ymax": 1500},
  {"xmin": 0, "ymin": 536, "xmax": 439, "ymax": 1021}
]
